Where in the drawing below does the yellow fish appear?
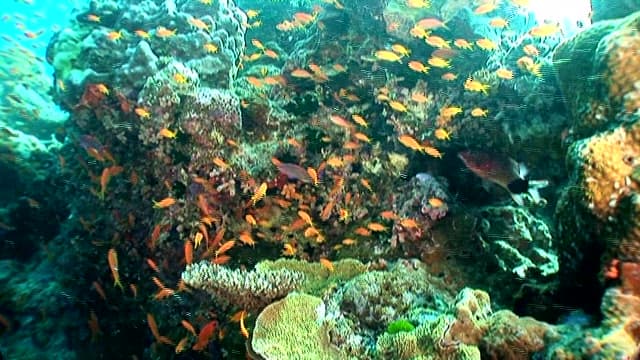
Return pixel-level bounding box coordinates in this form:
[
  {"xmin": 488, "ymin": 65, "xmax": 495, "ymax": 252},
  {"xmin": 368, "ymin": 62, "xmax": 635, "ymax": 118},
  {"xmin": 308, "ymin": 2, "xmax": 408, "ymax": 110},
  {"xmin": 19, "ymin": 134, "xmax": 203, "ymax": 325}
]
[
  {"xmin": 251, "ymin": 182, "xmax": 267, "ymax": 206},
  {"xmin": 464, "ymin": 77, "xmax": 490, "ymax": 95},
  {"xmin": 388, "ymin": 100, "xmax": 408, "ymax": 112},
  {"xmin": 375, "ymin": 50, "xmax": 402, "ymax": 62},
  {"xmin": 427, "ymin": 56, "xmax": 450, "ymax": 68}
]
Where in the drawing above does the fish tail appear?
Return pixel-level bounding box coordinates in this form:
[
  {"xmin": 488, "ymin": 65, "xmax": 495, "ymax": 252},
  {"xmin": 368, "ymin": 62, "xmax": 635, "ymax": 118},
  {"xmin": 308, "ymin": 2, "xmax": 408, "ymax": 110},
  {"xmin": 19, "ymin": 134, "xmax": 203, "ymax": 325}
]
[{"xmin": 114, "ymin": 278, "xmax": 124, "ymax": 291}]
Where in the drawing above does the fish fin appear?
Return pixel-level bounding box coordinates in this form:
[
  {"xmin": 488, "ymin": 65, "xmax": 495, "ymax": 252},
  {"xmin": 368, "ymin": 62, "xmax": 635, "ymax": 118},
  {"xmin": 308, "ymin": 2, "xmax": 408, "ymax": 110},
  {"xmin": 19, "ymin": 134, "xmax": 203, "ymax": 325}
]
[
  {"xmin": 518, "ymin": 162, "xmax": 529, "ymax": 178},
  {"xmin": 507, "ymin": 178, "xmax": 529, "ymax": 194},
  {"xmin": 528, "ymin": 180, "xmax": 550, "ymax": 206},
  {"xmin": 511, "ymin": 193, "xmax": 525, "ymax": 206}
]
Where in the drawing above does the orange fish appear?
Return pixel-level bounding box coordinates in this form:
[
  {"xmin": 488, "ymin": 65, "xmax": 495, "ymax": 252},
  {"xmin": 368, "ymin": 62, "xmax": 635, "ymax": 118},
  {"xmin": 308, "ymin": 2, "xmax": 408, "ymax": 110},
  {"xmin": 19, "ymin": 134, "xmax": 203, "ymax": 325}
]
[
  {"xmin": 147, "ymin": 313, "xmax": 174, "ymax": 345},
  {"xmin": 193, "ymin": 320, "xmax": 217, "ymax": 350},
  {"xmin": 215, "ymin": 240, "xmax": 235, "ymax": 258},
  {"xmin": 146, "ymin": 258, "xmax": 161, "ymax": 273},
  {"xmin": 238, "ymin": 231, "xmax": 255, "ymax": 246},
  {"xmin": 153, "ymin": 197, "xmax": 176, "ymax": 208},
  {"xmin": 298, "ymin": 210, "xmax": 313, "ymax": 226},
  {"xmin": 397, "ymin": 134, "xmax": 423, "ymax": 152},
  {"xmin": 156, "ymin": 26, "xmax": 176, "ymax": 38},
  {"xmin": 185, "ymin": 240, "xmax": 193, "ymax": 265},
  {"xmin": 319, "ymin": 258, "xmax": 334, "ymax": 272},
  {"xmin": 367, "ymin": 222, "xmax": 387, "ymax": 232},
  {"xmin": 239, "ymin": 310, "xmax": 249, "ymax": 338},
  {"xmin": 99, "ymin": 165, "xmax": 123, "ymax": 199},
  {"xmin": 181, "ymin": 320, "xmax": 197, "ymax": 336},
  {"xmin": 107, "ymin": 248, "xmax": 123, "ymax": 290}
]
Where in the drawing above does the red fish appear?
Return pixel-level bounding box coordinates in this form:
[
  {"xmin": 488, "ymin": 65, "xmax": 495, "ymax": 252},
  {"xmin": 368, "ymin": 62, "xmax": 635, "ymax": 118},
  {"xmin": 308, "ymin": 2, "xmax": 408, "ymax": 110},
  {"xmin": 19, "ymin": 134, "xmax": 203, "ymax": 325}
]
[
  {"xmin": 274, "ymin": 161, "xmax": 313, "ymax": 183},
  {"xmin": 458, "ymin": 151, "xmax": 547, "ymax": 205}
]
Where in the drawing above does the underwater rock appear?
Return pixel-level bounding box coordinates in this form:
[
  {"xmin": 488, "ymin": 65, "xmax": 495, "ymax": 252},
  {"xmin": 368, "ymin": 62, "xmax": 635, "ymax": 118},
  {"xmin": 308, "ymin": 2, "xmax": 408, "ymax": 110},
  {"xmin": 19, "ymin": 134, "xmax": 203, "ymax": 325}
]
[
  {"xmin": 554, "ymin": 11, "xmax": 640, "ymax": 137},
  {"xmin": 591, "ymin": 0, "xmax": 640, "ymax": 22},
  {"xmin": 477, "ymin": 205, "xmax": 558, "ymax": 279},
  {"xmin": 116, "ymin": 40, "xmax": 159, "ymax": 94},
  {"xmin": 553, "ymin": 9, "xmax": 640, "ymax": 359},
  {"xmin": 48, "ymin": 0, "xmax": 246, "ymax": 106},
  {"xmin": 555, "ymin": 9, "xmax": 640, "ymax": 266}
]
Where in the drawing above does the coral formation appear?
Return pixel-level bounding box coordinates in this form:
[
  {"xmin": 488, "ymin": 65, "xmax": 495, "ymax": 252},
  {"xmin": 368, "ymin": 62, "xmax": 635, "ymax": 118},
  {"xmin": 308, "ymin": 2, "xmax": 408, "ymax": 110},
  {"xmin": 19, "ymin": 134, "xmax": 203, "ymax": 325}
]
[
  {"xmin": 477, "ymin": 205, "xmax": 558, "ymax": 278},
  {"xmin": 250, "ymin": 292, "xmax": 346, "ymax": 360},
  {"xmin": 182, "ymin": 261, "xmax": 305, "ymax": 312}
]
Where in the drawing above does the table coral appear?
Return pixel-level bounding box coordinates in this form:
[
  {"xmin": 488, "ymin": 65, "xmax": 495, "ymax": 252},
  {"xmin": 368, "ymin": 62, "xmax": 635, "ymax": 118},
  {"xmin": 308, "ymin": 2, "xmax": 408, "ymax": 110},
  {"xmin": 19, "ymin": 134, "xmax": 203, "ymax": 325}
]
[{"xmin": 181, "ymin": 261, "xmax": 304, "ymax": 312}]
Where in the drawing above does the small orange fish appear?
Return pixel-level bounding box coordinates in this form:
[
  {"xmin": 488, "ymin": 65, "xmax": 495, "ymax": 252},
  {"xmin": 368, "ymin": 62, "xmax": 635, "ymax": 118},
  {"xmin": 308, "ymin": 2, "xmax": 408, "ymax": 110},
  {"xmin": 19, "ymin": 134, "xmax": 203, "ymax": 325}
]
[
  {"xmin": 181, "ymin": 320, "xmax": 197, "ymax": 336},
  {"xmin": 107, "ymin": 248, "xmax": 123, "ymax": 290},
  {"xmin": 92, "ymin": 281, "xmax": 107, "ymax": 301},
  {"xmin": 156, "ymin": 26, "xmax": 176, "ymax": 38},
  {"xmin": 319, "ymin": 258, "xmax": 334, "ymax": 272},
  {"xmin": 282, "ymin": 243, "xmax": 296, "ymax": 256},
  {"xmin": 239, "ymin": 310, "xmax": 249, "ymax": 339},
  {"xmin": 298, "ymin": 210, "xmax": 313, "ymax": 225},
  {"xmin": 238, "ymin": 231, "xmax": 255, "ymax": 246},
  {"xmin": 263, "ymin": 49, "xmax": 278, "ymax": 59},
  {"xmin": 159, "ymin": 128, "xmax": 177, "ymax": 138},
  {"xmin": 153, "ymin": 197, "xmax": 176, "ymax": 208},
  {"xmin": 245, "ymin": 214, "xmax": 257, "ymax": 226},
  {"xmin": 399, "ymin": 218, "xmax": 419, "ymax": 228},
  {"xmin": 146, "ymin": 258, "xmax": 161, "ymax": 273},
  {"xmin": 428, "ymin": 197, "xmax": 445, "ymax": 207},
  {"xmin": 134, "ymin": 29, "xmax": 150, "ymax": 38},
  {"xmin": 193, "ymin": 320, "xmax": 217, "ymax": 350},
  {"xmin": 367, "ymin": 222, "xmax": 387, "ymax": 232},
  {"xmin": 215, "ymin": 240, "xmax": 235, "ymax": 258},
  {"xmin": 213, "ymin": 156, "xmax": 229, "ymax": 169},
  {"xmin": 185, "ymin": 240, "xmax": 193, "ymax": 265},
  {"xmin": 175, "ymin": 337, "xmax": 189, "ymax": 354},
  {"xmin": 380, "ymin": 210, "xmax": 397, "ymax": 220},
  {"xmin": 194, "ymin": 231, "xmax": 204, "ymax": 249},
  {"xmin": 398, "ymin": 134, "xmax": 423, "ymax": 152},
  {"xmin": 307, "ymin": 167, "xmax": 319, "ymax": 186},
  {"xmin": 354, "ymin": 227, "xmax": 372, "ymax": 236}
]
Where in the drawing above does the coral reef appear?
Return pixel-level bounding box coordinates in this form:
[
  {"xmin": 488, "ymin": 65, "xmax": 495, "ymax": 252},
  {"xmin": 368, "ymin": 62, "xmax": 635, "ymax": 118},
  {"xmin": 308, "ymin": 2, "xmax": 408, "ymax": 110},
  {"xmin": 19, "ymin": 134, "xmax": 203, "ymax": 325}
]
[
  {"xmin": 476, "ymin": 205, "xmax": 558, "ymax": 279},
  {"xmin": 247, "ymin": 259, "xmax": 559, "ymax": 360},
  {"xmin": 7, "ymin": 0, "xmax": 634, "ymax": 357}
]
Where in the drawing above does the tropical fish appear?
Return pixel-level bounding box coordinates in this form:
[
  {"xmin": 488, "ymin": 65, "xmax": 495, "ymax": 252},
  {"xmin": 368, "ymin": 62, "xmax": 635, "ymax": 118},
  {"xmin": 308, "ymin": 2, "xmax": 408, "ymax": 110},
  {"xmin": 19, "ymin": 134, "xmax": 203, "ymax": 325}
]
[
  {"xmin": 107, "ymin": 248, "xmax": 123, "ymax": 290},
  {"xmin": 251, "ymin": 182, "xmax": 267, "ymax": 205},
  {"xmin": 239, "ymin": 311, "xmax": 249, "ymax": 338},
  {"xmin": 193, "ymin": 320, "xmax": 217, "ymax": 351},
  {"xmin": 375, "ymin": 50, "xmax": 402, "ymax": 62},
  {"xmin": 274, "ymin": 161, "xmax": 313, "ymax": 183},
  {"xmin": 458, "ymin": 150, "xmax": 548, "ymax": 205},
  {"xmin": 153, "ymin": 197, "xmax": 176, "ymax": 208}
]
